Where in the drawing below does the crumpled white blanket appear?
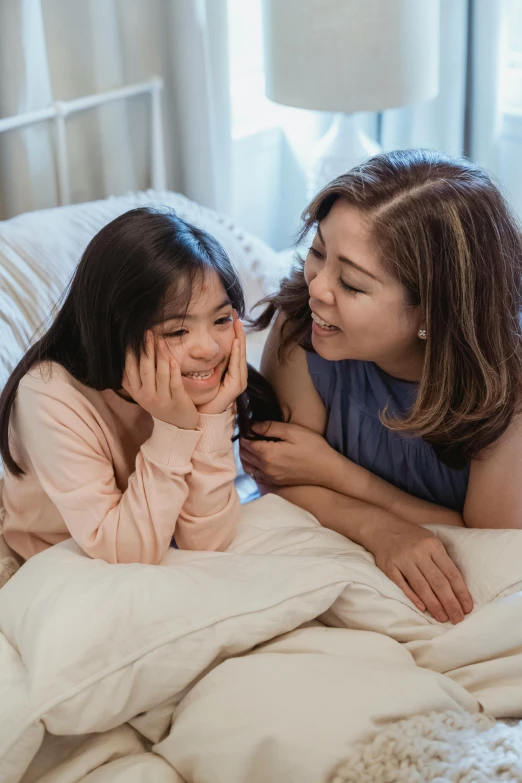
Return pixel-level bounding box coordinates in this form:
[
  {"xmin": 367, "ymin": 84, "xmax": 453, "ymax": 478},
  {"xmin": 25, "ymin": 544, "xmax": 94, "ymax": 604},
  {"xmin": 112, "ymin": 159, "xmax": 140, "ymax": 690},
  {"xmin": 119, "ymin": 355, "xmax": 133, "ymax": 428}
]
[{"xmin": 1, "ymin": 494, "xmax": 521, "ymax": 783}]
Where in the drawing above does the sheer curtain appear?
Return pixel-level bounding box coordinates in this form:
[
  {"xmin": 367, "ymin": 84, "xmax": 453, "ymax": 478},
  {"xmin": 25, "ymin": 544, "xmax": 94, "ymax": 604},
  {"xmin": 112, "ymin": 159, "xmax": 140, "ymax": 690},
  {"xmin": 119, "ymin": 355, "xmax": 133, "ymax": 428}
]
[
  {"xmin": 0, "ymin": 0, "xmax": 57, "ymax": 218},
  {"xmin": 0, "ymin": 0, "xmax": 231, "ymax": 220},
  {"xmin": 1, "ymin": 0, "xmax": 518, "ymax": 237},
  {"xmin": 380, "ymin": 0, "xmax": 508, "ymax": 168}
]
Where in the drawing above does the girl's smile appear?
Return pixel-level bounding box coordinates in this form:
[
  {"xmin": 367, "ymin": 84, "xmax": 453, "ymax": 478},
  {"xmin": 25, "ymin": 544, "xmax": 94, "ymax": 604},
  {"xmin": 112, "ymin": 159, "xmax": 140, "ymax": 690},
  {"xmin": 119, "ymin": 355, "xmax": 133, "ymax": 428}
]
[{"xmin": 181, "ymin": 359, "xmax": 227, "ymax": 391}]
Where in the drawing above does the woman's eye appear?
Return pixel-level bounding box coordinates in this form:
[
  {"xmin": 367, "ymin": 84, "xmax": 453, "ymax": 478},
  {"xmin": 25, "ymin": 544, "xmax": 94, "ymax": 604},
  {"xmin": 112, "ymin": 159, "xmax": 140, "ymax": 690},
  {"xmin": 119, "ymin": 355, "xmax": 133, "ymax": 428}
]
[
  {"xmin": 215, "ymin": 315, "xmax": 233, "ymax": 326},
  {"xmin": 164, "ymin": 329, "xmax": 187, "ymax": 338},
  {"xmin": 308, "ymin": 246, "xmax": 324, "ymax": 260},
  {"xmin": 338, "ymin": 277, "xmax": 364, "ymax": 295}
]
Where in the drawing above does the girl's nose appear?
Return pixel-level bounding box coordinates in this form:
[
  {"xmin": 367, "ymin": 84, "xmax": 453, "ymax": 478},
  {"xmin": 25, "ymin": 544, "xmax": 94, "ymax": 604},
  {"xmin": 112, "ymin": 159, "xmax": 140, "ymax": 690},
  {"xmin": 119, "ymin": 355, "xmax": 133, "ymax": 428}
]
[{"xmin": 190, "ymin": 332, "xmax": 220, "ymax": 361}]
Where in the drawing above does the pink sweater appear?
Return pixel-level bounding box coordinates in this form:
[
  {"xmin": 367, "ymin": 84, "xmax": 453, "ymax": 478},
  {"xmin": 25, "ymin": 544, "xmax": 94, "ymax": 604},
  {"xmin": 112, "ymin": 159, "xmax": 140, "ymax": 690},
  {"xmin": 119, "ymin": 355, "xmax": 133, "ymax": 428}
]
[{"xmin": 2, "ymin": 363, "xmax": 239, "ymax": 563}]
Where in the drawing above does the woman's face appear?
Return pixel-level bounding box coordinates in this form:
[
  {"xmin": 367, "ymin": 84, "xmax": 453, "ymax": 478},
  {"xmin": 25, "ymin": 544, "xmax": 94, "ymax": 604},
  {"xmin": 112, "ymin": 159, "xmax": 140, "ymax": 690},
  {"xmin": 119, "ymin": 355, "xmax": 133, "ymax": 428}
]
[
  {"xmin": 304, "ymin": 199, "xmax": 425, "ymax": 381},
  {"xmin": 152, "ymin": 270, "xmax": 236, "ymax": 406}
]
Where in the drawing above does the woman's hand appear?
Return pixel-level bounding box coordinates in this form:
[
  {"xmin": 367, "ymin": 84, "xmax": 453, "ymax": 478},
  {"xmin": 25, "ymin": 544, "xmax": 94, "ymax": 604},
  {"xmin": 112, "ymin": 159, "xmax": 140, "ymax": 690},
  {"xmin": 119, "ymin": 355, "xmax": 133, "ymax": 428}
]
[
  {"xmin": 122, "ymin": 331, "xmax": 199, "ymax": 430},
  {"xmin": 240, "ymin": 421, "xmax": 332, "ymax": 486},
  {"xmin": 363, "ymin": 517, "xmax": 473, "ymax": 624},
  {"xmin": 197, "ymin": 316, "xmax": 248, "ymax": 415}
]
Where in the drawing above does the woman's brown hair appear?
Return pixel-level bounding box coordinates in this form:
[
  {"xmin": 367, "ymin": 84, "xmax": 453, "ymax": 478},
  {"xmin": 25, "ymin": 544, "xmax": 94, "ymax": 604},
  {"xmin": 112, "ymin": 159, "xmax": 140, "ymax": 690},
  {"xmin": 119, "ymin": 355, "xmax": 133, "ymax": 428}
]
[{"xmin": 253, "ymin": 149, "xmax": 522, "ymax": 467}]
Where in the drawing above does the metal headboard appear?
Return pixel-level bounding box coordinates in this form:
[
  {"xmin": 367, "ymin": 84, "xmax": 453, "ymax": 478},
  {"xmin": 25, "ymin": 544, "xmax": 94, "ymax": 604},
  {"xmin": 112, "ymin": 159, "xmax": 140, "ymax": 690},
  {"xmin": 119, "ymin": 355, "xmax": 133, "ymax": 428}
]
[{"xmin": 0, "ymin": 76, "xmax": 166, "ymax": 207}]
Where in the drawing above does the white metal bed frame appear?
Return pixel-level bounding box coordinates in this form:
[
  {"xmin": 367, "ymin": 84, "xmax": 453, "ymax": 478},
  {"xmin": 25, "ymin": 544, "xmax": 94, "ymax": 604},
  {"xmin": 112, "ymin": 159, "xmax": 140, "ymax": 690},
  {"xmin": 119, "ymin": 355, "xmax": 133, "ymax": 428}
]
[{"xmin": 0, "ymin": 76, "xmax": 166, "ymax": 207}]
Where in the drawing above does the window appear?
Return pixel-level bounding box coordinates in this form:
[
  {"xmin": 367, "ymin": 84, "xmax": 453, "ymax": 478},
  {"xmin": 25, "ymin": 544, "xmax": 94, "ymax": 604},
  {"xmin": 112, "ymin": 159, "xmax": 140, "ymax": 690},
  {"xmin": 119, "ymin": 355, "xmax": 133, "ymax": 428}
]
[
  {"xmin": 227, "ymin": 0, "xmax": 284, "ymax": 138},
  {"xmin": 503, "ymin": 0, "xmax": 522, "ymax": 112}
]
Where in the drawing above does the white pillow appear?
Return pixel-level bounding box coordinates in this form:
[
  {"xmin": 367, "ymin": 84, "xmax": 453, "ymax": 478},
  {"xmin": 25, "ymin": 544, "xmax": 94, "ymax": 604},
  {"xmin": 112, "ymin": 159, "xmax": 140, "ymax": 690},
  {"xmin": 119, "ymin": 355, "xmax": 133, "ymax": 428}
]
[{"xmin": 0, "ymin": 189, "xmax": 283, "ymax": 393}]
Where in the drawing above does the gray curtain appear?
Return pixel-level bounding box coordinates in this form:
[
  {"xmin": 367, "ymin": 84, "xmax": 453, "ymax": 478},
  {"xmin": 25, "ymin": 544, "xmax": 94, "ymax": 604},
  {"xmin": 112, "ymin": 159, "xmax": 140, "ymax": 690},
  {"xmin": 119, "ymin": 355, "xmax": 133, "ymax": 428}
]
[{"xmin": 379, "ymin": 0, "xmax": 507, "ymax": 172}]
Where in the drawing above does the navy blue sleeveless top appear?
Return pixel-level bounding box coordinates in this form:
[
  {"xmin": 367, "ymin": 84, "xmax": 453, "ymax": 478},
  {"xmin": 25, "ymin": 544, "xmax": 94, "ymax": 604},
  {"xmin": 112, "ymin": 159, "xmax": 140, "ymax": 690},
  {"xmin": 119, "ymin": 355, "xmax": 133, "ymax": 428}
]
[{"xmin": 307, "ymin": 352, "xmax": 469, "ymax": 512}]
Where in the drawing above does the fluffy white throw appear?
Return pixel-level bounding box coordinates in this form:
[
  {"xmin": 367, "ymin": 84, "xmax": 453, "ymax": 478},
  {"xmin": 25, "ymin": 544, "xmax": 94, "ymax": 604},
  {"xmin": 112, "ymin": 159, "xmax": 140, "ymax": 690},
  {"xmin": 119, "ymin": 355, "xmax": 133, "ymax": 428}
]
[{"xmin": 329, "ymin": 711, "xmax": 522, "ymax": 783}]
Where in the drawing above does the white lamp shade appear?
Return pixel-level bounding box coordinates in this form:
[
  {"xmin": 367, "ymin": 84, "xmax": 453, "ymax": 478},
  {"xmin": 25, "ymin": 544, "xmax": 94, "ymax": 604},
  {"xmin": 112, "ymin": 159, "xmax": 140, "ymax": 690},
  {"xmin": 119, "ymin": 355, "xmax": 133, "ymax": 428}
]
[{"xmin": 262, "ymin": 0, "xmax": 440, "ymax": 112}]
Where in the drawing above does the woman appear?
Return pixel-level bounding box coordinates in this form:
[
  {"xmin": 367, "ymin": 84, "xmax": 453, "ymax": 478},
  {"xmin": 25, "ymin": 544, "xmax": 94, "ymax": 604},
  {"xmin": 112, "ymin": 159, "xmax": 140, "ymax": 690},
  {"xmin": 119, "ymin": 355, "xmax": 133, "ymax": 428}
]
[{"xmin": 241, "ymin": 149, "xmax": 522, "ymax": 624}]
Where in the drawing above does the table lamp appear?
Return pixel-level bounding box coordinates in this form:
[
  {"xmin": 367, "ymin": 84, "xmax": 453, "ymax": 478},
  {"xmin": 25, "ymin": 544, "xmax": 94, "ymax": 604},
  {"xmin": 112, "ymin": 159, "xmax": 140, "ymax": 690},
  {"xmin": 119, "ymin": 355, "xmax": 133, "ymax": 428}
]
[{"xmin": 261, "ymin": 0, "xmax": 440, "ymax": 193}]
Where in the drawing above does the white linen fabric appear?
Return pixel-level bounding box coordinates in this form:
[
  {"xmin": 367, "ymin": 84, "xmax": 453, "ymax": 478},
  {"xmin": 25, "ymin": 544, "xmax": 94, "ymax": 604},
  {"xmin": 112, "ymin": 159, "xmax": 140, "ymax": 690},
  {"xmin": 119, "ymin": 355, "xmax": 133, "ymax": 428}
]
[{"xmin": 0, "ymin": 494, "xmax": 521, "ymax": 783}]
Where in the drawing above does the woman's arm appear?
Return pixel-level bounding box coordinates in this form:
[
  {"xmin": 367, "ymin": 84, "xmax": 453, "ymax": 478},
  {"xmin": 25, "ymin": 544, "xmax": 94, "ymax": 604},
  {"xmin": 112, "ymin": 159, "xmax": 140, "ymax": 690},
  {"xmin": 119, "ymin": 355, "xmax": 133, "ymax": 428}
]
[
  {"xmin": 270, "ymin": 483, "xmax": 471, "ymax": 624},
  {"xmin": 256, "ymin": 315, "xmax": 462, "ymax": 527},
  {"xmin": 244, "ymin": 420, "xmax": 464, "ymax": 528},
  {"xmin": 248, "ymin": 317, "xmax": 473, "ymax": 624},
  {"xmin": 272, "ymin": 483, "xmax": 408, "ymax": 544},
  {"xmin": 464, "ymin": 415, "xmax": 522, "ymax": 529}
]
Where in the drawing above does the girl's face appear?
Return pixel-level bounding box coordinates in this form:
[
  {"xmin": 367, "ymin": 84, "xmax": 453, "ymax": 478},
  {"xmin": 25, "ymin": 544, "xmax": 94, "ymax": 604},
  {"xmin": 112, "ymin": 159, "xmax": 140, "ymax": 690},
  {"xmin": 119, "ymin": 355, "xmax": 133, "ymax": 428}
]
[
  {"xmin": 304, "ymin": 199, "xmax": 426, "ymax": 382},
  {"xmin": 152, "ymin": 270, "xmax": 236, "ymax": 406}
]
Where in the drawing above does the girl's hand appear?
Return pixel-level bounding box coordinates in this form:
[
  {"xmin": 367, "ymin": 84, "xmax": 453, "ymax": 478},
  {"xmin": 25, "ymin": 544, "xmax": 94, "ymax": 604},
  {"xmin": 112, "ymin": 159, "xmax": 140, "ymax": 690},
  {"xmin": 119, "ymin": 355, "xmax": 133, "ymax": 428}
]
[
  {"xmin": 240, "ymin": 421, "xmax": 331, "ymax": 486},
  {"xmin": 197, "ymin": 316, "xmax": 248, "ymax": 415},
  {"xmin": 122, "ymin": 331, "xmax": 199, "ymax": 430},
  {"xmin": 363, "ymin": 517, "xmax": 473, "ymax": 624}
]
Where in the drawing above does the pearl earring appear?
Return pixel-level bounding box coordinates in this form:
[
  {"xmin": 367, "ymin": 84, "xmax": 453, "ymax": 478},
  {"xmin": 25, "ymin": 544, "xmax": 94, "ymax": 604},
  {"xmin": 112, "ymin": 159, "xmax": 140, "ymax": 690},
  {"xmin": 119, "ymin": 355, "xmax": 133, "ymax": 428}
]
[{"xmin": 418, "ymin": 328, "xmax": 427, "ymax": 340}]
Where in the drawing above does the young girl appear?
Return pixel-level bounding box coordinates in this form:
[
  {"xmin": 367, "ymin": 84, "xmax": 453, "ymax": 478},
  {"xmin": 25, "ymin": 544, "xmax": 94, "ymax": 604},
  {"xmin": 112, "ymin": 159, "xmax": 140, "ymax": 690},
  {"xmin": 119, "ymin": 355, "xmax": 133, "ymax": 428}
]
[
  {"xmin": 0, "ymin": 207, "xmax": 269, "ymax": 565},
  {"xmin": 241, "ymin": 149, "xmax": 522, "ymax": 625}
]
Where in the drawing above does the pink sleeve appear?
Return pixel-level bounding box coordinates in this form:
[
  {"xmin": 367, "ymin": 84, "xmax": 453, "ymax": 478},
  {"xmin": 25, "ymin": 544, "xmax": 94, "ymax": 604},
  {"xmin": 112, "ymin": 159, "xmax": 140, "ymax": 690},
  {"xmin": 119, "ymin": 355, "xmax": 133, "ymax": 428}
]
[
  {"xmin": 14, "ymin": 385, "xmax": 208, "ymax": 564},
  {"xmin": 175, "ymin": 405, "xmax": 239, "ymax": 552}
]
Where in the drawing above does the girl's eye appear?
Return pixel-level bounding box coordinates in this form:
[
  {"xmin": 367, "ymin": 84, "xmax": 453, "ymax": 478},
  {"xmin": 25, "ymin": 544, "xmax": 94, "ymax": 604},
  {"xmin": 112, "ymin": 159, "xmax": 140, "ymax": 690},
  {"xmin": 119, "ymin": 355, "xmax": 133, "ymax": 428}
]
[
  {"xmin": 215, "ymin": 315, "xmax": 233, "ymax": 326},
  {"xmin": 338, "ymin": 277, "xmax": 364, "ymax": 295},
  {"xmin": 308, "ymin": 246, "xmax": 324, "ymax": 260},
  {"xmin": 163, "ymin": 329, "xmax": 187, "ymax": 338}
]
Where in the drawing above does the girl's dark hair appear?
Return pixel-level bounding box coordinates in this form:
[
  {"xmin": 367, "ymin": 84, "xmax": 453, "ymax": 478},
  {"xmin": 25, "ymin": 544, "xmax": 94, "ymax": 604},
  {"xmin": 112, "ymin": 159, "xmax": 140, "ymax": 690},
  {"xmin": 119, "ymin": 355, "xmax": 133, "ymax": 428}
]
[
  {"xmin": 0, "ymin": 207, "xmax": 281, "ymax": 476},
  {"xmin": 253, "ymin": 149, "xmax": 522, "ymax": 467}
]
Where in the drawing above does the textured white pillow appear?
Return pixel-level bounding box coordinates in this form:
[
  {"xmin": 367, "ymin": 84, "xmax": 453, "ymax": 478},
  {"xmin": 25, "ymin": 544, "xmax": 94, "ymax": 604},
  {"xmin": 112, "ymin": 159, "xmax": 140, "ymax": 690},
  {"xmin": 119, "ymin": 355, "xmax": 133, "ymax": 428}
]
[{"xmin": 0, "ymin": 189, "xmax": 285, "ymax": 393}]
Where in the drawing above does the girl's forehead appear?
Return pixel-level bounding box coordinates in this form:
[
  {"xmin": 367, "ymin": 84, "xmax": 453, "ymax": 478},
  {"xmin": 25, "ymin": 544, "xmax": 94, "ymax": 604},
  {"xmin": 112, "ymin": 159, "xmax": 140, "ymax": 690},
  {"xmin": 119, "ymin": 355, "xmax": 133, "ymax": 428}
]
[{"xmin": 163, "ymin": 269, "xmax": 230, "ymax": 321}]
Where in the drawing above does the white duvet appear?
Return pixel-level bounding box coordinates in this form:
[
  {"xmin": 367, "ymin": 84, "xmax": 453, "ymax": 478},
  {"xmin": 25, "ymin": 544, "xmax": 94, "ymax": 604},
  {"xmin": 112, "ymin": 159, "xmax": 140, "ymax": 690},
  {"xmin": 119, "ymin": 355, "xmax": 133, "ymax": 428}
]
[{"xmin": 1, "ymin": 494, "xmax": 521, "ymax": 783}]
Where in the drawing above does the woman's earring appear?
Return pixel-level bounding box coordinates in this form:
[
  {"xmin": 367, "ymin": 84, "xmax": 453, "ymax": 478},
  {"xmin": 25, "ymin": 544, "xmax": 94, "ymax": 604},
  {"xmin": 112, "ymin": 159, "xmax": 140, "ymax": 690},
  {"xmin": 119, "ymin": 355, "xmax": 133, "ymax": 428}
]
[{"xmin": 418, "ymin": 328, "xmax": 427, "ymax": 340}]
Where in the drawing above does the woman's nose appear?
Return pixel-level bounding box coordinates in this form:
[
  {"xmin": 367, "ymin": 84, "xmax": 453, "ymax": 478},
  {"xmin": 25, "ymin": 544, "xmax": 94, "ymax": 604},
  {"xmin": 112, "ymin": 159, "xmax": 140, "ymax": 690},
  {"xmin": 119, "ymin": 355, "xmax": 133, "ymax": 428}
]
[{"xmin": 308, "ymin": 269, "xmax": 335, "ymax": 306}]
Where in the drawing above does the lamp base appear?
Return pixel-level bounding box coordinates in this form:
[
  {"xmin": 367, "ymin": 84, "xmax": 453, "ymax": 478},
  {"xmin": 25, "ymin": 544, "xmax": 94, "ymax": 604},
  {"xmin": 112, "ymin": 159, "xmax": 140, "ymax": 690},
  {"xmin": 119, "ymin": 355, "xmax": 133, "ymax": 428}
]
[{"xmin": 307, "ymin": 113, "xmax": 381, "ymax": 198}]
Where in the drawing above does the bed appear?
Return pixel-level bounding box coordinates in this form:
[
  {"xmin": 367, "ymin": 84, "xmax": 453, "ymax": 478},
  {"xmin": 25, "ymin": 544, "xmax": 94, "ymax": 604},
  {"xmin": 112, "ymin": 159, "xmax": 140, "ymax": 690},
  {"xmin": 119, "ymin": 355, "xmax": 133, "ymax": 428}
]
[{"xmin": 1, "ymin": 95, "xmax": 522, "ymax": 783}]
